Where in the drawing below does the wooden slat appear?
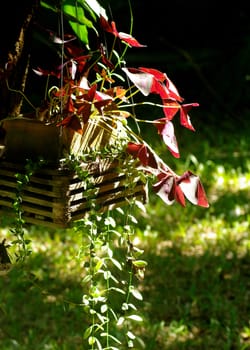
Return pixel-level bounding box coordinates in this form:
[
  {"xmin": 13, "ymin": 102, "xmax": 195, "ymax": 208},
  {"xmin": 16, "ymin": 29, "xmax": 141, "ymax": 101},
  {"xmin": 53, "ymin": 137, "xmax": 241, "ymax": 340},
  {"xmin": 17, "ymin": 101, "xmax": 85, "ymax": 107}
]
[{"xmin": 0, "ymin": 158, "xmax": 147, "ymax": 228}]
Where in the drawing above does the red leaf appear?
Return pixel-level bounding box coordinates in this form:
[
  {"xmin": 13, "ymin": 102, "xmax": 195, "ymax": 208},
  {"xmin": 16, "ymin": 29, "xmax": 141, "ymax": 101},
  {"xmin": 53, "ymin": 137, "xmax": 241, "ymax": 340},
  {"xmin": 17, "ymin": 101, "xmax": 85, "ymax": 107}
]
[
  {"xmin": 76, "ymin": 85, "xmax": 112, "ymax": 121},
  {"xmin": 180, "ymin": 103, "xmax": 199, "ymax": 131},
  {"xmin": 64, "ymin": 41, "xmax": 86, "ymax": 58},
  {"xmin": 57, "ymin": 114, "xmax": 82, "ymax": 134},
  {"xmin": 76, "ymin": 102, "xmax": 91, "ymax": 123},
  {"xmin": 197, "ymin": 180, "xmax": 209, "ymax": 207},
  {"xmin": 66, "ymin": 96, "xmax": 75, "ymax": 113},
  {"xmin": 72, "ymin": 55, "xmax": 91, "ymax": 74},
  {"xmin": 110, "ymin": 21, "xmax": 119, "ymax": 36},
  {"xmin": 162, "ymin": 99, "xmax": 180, "ymax": 120},
  {"xmin": 150, "ymin": 79, "xmax": 171, "ymax": 99},
  {"xmin": 175, "ymin": 185, "xmax": 186, "ymax": 207},
  {"xmin": 126, "ymin": 142, "xmax": 158, "ymax": 168},
  {"xmin": 100, "ymin": 15, "xmax": 116, "ymax": 35}
]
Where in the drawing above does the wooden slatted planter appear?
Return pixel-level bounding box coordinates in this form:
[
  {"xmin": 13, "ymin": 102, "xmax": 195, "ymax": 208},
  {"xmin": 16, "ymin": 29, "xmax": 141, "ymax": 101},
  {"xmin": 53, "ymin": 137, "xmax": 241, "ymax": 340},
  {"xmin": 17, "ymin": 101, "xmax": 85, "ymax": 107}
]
[{"xmin": 0, "ymin": 158, "xmax": 147, "ymax": 228}]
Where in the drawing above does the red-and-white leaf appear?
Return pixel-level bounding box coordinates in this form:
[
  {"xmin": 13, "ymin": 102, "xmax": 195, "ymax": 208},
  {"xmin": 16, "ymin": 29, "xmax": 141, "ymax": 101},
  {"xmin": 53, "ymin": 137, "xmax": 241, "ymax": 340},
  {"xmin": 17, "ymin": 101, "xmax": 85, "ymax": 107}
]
[
  {"xmin": 122, "ymin": 68, "xmax": 153, "ymax": 96},
  {"xmin": 118, "ymin": 32, "xmax": 146, "ymax": 47},
  {"xmin": 32, "ymin": 67, "xmax": 61, "ymax": 79},
  {"xmin": 178, "ymin": 171, "xmax": 209, "ymax": 207},
  {"xmin": 50, "ymin": 33, "xmax": 76, "ymax": 44},
  {"xmin": 138, "ymin": 67, "xmax": 166, "ymax": 81},
  {"xmin": 165, "ymin": 74, "xmax": 184, "ymax": 102},
  {"xmin": 139, "ymin": 67, "xmax": 183, "ymax": 102},
  {"xmin": 153, "ymin": 173, "xmax": 175, "ymax": 205},
  {"xmin": 100, "ymin": 16, "xmax": 146, "ymax": 47},
  {"xmin": 79, "ymin": 76, "xmax": 90, "ymax": 90},
  {"xmin": 155, "ymin": 119, "xmax": 180, "ymax": 158}
]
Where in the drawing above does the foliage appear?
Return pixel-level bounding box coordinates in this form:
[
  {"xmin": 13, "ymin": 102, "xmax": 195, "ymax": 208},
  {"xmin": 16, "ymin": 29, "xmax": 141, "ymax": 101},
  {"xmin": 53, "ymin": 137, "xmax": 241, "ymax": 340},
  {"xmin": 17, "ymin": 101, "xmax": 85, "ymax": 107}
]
[
  {"xmin": 0, "ymin": 0, "xmax": 211, "ymax": 349},
  {"xmin": 28, "ymin": 0, "xmax": 209, "ymax": 209}
]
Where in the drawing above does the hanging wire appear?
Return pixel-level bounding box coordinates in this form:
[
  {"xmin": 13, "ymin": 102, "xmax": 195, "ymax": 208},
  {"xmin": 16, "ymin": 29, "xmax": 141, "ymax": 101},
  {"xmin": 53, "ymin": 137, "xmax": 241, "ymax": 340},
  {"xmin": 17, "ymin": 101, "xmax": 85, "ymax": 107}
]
[
  {"xmin": 60, "ymin": 4, "xmax": 65, "ymax": 117},
  {"xmin": 122, "ymin": 0, "xmax": 141, "ymax": 134}
]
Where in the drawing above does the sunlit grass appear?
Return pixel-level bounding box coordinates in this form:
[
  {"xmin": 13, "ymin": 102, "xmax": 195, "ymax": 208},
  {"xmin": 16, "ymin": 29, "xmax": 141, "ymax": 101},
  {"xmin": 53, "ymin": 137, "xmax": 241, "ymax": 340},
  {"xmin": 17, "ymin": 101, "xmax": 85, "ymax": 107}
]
[{"xmin": 0, "ymin": 118, "xmax": 250, "ymax": 349}]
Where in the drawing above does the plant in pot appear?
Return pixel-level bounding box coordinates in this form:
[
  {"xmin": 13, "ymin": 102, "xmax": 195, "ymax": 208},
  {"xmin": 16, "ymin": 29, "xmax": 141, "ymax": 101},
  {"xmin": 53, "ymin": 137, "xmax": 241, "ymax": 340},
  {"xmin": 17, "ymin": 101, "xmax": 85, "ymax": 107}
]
[
  {"xmin": 0, "ymin": 0, "xmax": 209, "ymax": 348},
  {"xmin": 1, "ymin": 0, "xmax": 208, "ymax": 208}
]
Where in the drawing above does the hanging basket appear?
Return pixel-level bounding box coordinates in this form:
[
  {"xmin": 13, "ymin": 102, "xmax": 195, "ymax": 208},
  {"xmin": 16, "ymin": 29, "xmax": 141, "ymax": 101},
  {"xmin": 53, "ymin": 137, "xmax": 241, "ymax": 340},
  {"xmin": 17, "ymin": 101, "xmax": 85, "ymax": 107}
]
[
  {"xmin": 1, "ymin": 115, "xmax": 127, "ymax": 164},
  {"xmin": 0, "ymin": 158, "xmax": 147, "ymax": 228},
  {"xmin": 0, "ymin": 116, "xmax": 147, "ymax": 228}
]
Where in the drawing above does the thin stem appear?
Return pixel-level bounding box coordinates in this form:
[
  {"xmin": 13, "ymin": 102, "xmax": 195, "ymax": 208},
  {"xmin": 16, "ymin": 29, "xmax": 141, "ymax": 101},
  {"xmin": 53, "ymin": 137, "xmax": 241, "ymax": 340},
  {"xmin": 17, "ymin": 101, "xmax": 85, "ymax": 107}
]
[
  {"xmin": 44, "ymin": 75, "xmax": 50, "ymax": 101},
  {"xmin": 105, "ymin": 215, "xmax": 110, "ymax": 349},
  {"xmin": 60, "ymin": 4, "xmax": 65, "ymax": 116},
  {"xmin": 119, "ymin": 100, "xmax": 182, "ymax": 110},
  {"xmin": 5, "ymin": 79, "xmax": 36, "ymax": 112}
]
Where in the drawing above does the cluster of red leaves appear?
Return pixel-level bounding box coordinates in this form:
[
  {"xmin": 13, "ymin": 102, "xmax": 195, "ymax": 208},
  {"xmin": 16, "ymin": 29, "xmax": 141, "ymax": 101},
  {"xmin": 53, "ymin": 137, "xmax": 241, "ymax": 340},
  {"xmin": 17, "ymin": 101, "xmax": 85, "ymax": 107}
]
[
  {"xmin": 33, "ymin": 14, "xmax": 209, "ymax": 209},
  {"xmin": 122, "ymin": 67, "xmax": 199, "ymax": 158},
  {"xmin": 126, "ymin": 142, "xmax": 208, "ymax": 208}
]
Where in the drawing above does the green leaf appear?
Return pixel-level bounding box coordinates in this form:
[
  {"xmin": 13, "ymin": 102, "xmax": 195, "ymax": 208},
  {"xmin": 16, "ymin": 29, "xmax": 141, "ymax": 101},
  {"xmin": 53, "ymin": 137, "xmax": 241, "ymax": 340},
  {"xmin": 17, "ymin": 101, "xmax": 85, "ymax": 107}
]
[
  {"xmin": 128, "ymin": 339, "xmax": 134, "ymax": 348},
  {"xmin": 127, "ymin": 314, "xmax": 143, "ymax": 322},
  {"xmin": 117, "ymin": 316, "xmax": 125, "ymax": 326},
  {"xmin": 109, "ymin": 287, "xmax": 126, "ymax": 295},
  {"xmin": 135, "ymin": 199, "xmax": 147, "ymax": 212},
  {"xmin": 128, "ymin": 214, "xmax": 138, "ymax": 224},
  {"xmin": 104, "ymin": 216, "xmax": 116, "ymax": 227},
  {"xmin": 100, "ymin": 303, "xmax": 108, "ymax": 314},
  {"xmin": 62, "ymin": 0, "xmax": 96, "ymax": 44},
  {"xmin": 96, "ymin": 311, "xmax": 107, "ymax": 324},
  {"xmin": 83, "ymin": 326, "xmax": 93, "ymax": 339},
  {"xmin": 132, "ymin": 260, "xmax": 148, "ymax": 268},
  {"xmin": 103, "ymin": 270, "xmax": 111, "ymax": 280},
  {"xmin": 94, "ymin": 259, "xmax": 103, "ymax": 273},
  {"xmin": 82, "ymin": 274, "xmax": 92, "ymax": 284},
  {"xmin": 130, "ymin": 288, "xmax": 143, "ymax": 301},
  {"xmin": 82, "ymin": 0, "xmax": 108, "ymax": 20},
  {"xmin": 122, "ymin": 302, "xmax": 129, "ymax": 311},
  {"xmin": 110, "ymin": 257, "xmax": 122, "ymax": 270},
  {"xmin": 127, "ymin": 331, "xmax": 136, "ymax": 340},
  {"xmin": 88, "ymin": 336, "xmax": 96, "ymax": 345},
  {"xmin": 40, "ymin": 1, "xmax": 57, "ymax": 12},
  {"xmin": 100, "ymin": 333, "xmax": 122, "ymax": 344}
]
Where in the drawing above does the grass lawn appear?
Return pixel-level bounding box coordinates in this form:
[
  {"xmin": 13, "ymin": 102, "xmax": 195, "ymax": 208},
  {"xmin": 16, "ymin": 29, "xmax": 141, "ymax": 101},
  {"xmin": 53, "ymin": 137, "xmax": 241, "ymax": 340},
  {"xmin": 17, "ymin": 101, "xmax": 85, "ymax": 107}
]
[{"xmin": 0, "ymin": 111, "xmax": 249, "ymax": 349}]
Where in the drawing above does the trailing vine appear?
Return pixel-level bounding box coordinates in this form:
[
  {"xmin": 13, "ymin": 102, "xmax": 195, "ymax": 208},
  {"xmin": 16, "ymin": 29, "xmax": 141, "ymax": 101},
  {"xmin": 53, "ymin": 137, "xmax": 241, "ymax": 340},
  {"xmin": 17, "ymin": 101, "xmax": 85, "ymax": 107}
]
[
  {"xmin": 62, "ymin": 142, "xmax": 147, "ymax": 348},
  {"xmin": 11, "ymin": 158, "xmax": 46, "ymax": 262},
  {"xmin": 74, "ymin": 205, "xmax": 146, "ymax": 349}
]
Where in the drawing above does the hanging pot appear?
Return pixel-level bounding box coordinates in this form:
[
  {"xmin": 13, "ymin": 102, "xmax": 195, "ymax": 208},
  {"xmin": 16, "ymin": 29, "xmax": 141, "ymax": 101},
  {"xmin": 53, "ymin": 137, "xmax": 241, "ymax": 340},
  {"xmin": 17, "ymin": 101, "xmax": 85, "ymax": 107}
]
[{"xmin": 1, "ymin": 115, "xmax": 127, "ymax": 164}]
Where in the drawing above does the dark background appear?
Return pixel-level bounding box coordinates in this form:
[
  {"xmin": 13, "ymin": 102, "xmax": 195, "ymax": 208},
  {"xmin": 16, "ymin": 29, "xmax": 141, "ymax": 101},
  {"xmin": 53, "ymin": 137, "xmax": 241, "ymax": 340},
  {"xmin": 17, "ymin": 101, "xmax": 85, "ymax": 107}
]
[
  {"xmin": 100, "ymin": 0, "xmax": 250, "ymax": 120},
  {"xmin": 8, "ymin": 0, "xmax": 248, "ymax": 127}
]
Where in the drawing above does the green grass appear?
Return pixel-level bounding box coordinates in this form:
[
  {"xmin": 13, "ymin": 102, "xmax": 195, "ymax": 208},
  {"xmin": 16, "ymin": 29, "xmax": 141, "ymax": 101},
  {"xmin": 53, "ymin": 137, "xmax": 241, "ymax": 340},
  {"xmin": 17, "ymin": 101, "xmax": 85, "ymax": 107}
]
[{"xmin": 0, "ymin": 113, "xmax": 249, "ymax": 349}]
